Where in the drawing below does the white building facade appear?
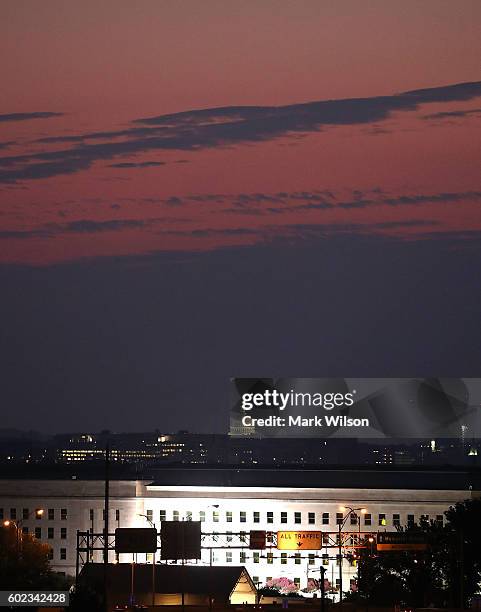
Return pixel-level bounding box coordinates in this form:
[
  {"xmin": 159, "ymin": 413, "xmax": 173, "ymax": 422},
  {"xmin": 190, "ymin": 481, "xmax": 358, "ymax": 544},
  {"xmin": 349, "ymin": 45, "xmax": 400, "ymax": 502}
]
[{"xmin": 1, "ymin": 471, "xmax": 479, "ymax": 596}]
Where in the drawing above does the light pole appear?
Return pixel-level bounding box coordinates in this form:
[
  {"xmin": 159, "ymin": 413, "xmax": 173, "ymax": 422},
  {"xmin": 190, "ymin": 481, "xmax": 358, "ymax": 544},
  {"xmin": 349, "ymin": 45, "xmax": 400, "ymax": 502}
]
[
  {"xmin": 338, "ymin": 506, "xmax": 366, "ymax": 606},
  {"xmin": 3, "ymin": 508, "xmax": 44, "ymax": 556},
  {"xmin": 138, "ymin": 513, "xmax": 157, "ymax": 607}
]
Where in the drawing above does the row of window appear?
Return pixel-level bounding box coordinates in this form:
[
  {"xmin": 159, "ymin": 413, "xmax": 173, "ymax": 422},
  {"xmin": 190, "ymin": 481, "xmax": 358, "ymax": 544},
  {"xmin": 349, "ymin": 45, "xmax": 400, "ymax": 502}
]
[
  {"xmin": 0, "ymin": 508, "xmax": 67, "ymax": 521},
  {"xmin": 145, "ymin": 509, "xmax": 444, "ymax": 527},
  {"xmin": 209, "ymin": 551, "xmax": 349, "ymax": 566},
  {"xmin": 1, "ymin": 507, "xmax": 444, "ymax": 527},
  {"xmin": 89, "ymin": 509, "xmax": 121, "ymax": 521},
  {"xmin": 47, "ymin": 548, "xmax": 67, "ymax": 560},
  {"xmin": 21, "ymin": 526, "xmax": 68, "ymax": 540}
]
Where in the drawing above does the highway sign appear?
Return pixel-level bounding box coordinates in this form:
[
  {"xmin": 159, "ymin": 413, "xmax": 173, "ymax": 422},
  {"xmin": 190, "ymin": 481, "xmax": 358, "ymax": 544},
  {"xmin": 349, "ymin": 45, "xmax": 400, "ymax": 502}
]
[
  {"xmin": 115, "ymin": 528, "xmax": 157, "ymax": 553},
  {"xmin": 377, "ymin": 531, "xmax": 428, "ymax": 551},
  {"xmin": 277, "ymin": 531, "xmax": 322, "ymax": 550},
  {"xmin": 249, "ymin": 530, "xmax": 267, "ymax": 549}
]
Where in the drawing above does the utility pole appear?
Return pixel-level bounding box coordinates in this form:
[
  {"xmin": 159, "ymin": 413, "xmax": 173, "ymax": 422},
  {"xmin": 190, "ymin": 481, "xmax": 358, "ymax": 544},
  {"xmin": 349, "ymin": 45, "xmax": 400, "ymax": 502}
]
[
  {"xmin": 338, "ymin": 523, "xmax": 343, "ymax": 606},
  {"xmin": 103, "ymin": 443, "xmax": 110, "ymax": 612},
  {"xmin": 320, "ymin": 566, "xmax": 326, "ymax": 612}
]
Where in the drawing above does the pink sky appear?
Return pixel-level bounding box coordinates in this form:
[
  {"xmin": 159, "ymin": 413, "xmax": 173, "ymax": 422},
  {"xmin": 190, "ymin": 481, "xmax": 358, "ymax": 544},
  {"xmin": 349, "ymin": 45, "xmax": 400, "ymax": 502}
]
[{"xmin": 1, "ymin": 0, "xmax": 481, "ymax": 264}]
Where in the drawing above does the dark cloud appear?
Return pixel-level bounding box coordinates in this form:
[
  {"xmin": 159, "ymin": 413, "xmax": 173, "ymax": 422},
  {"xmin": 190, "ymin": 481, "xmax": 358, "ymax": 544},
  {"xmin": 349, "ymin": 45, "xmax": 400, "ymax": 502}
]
[
  {"xmin": 0, "ymin": 214, "xmax": 441, "ymax": 245},
  {"xmin": 0, "ymin": 158, "xmax": 91, "ymax": 183},
  {"xmin": 0, "ymin": 218, "xmax": 153, "ymax": 240},
  {"xmin": 107, "ymin": 161, "xmax": 165, "ymax": 168},
  {"xmin": 161, "ymin": 219, "xmax": 439, "ymax": 242},
  {"xmin": 2, "ymin": 81, "xmax": 481, "ymax": 182},
  {"xmin": 0, "ymin": 112, "xmax": 63, "ymax": 123},
  {"xmin": 423, "ymin": 108, "xmax": 481, "ymax": 120},
  {"xmin": 60, "ymin": 219, "xmax": 149, "ymax": 233},
  {"xmin": 189, "ymin": 188, "xmax": 481, "ymax": 215}
]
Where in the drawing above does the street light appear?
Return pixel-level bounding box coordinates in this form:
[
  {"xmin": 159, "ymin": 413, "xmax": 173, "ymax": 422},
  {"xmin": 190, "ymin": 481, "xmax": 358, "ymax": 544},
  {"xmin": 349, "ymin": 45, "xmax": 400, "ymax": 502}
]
[
  {"xmin": 138, "ymin": 513, "xmax": 157, "ymax": 607},
  {"xmin": 2, "ymin": 508, "xmax": 44, "ymax": 555},
  {"xmin": 338, "ymin": 506, "xmax": 367, "ymax": 606}
]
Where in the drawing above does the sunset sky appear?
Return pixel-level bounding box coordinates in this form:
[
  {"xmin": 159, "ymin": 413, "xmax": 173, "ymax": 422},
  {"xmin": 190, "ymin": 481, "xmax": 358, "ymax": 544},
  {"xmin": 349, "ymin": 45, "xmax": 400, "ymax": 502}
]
[{"xmin": 1, "ymin": 1, "xmax": 481, "ymax": 433}]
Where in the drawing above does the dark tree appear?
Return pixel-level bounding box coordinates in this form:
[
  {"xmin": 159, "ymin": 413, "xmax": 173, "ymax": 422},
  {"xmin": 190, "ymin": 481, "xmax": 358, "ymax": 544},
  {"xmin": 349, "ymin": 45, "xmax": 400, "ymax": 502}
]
[
  {"xmin": 347, "ymin": 499, "xmax": 481, "ymax": 608},
  {"xmin": 0, "ymin": 523, "xmax": 71, "ymax": 591}
]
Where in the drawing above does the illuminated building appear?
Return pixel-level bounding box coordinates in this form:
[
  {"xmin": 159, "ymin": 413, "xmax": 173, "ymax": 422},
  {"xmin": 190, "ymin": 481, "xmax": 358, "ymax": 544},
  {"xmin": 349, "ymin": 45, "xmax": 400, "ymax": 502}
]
[{"xmin": 1, "ymin": 467, "xmax": 479, "ymax": 595}]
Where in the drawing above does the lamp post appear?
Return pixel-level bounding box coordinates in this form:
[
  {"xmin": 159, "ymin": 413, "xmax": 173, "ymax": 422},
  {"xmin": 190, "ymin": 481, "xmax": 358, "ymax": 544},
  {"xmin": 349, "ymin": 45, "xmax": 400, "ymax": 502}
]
[
  {"xmin": 138, "ymin": 513, "xmax": 157, "ymax": 608},
  {"xmin": 3, "ymin": 508, "xmax": 44, "ymax": 556},
  {"xmin": 338, "ymin": 506, "xmax": 366, "ymax": 607}
]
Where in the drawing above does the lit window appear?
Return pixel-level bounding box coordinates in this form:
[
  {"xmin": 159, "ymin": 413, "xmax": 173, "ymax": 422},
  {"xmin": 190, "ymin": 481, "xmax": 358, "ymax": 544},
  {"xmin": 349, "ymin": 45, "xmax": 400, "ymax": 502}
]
[
  {"xmin": 378, "ymin": 514, "xmax": 386, "ymax": 526},
  {"xmin": 322, "ymin": 554, "xmax": 329, "ymax": 566}
]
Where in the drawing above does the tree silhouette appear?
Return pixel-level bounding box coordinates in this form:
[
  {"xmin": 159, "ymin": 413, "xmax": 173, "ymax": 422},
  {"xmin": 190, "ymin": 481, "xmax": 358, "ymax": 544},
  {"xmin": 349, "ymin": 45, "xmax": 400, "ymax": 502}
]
[
  {"xmin": 347, "ymin": 499, "xmax": 481, "ymax": 608},
  {"xmin": 0, "ymin": 523, "xmax": 70, "ymax": 591}
]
